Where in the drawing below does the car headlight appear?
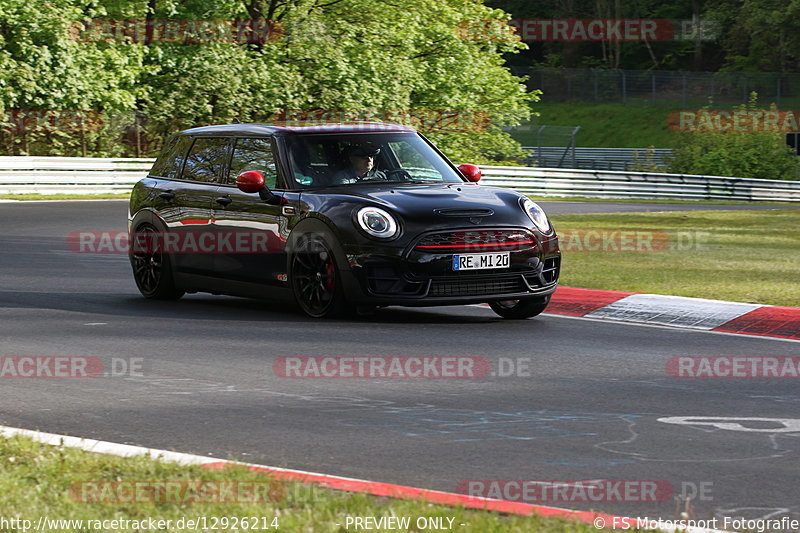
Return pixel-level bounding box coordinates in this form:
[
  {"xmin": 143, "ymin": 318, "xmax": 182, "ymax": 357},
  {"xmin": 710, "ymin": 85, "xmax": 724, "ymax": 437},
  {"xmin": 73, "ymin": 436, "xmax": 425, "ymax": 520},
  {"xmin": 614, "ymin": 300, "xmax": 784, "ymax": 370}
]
[
  {"xmin": 356, "ymin": 207, "xmax": 399, "ymax": 239},
  {"xmin": 521, "ymin": 198, "xmax": 552, "ymax": 233}
]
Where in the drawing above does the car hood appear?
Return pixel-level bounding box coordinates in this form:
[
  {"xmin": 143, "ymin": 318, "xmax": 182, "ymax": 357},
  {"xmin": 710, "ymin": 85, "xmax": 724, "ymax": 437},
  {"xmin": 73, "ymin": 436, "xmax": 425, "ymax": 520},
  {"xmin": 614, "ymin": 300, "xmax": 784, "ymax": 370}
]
[{"xmin": 336, "ymin": 182, "xmax": 527, "ymax": 218}]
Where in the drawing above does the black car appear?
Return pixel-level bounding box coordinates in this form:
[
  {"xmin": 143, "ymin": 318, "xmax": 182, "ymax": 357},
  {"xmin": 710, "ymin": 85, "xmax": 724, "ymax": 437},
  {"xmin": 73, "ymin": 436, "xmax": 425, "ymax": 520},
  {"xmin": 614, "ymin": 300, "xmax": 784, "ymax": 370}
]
[{"xmin": 128, "ymin": 122, "xmax": 560, "ymax": 318}]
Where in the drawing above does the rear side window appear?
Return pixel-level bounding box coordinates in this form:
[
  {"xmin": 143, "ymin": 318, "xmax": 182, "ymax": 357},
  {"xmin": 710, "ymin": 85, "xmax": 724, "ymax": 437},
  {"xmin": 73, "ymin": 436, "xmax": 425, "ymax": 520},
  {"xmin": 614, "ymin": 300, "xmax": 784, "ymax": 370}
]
[
  {"xmin": 228, "ymin": 137, "xmax": 279, "ymax": 189},
  {"xmin": 149, "ymin": 136, "xmax": 192, "ymax": 179},
  {"xmin": 182, "ymin": 137, "xmax": 231, "ymax": 183}
]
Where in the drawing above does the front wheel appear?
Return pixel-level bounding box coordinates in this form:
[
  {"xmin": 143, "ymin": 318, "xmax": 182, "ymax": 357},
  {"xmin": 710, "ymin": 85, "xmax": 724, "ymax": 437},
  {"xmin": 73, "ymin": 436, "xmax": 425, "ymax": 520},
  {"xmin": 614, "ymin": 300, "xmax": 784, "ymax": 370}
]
[
  {"xmin": 289, "ymin": 230, "xmax": 352, "ymax": 318},
  {"xmin": 489, "ymin": 295, "xmax": 551, "ymax": 319}
]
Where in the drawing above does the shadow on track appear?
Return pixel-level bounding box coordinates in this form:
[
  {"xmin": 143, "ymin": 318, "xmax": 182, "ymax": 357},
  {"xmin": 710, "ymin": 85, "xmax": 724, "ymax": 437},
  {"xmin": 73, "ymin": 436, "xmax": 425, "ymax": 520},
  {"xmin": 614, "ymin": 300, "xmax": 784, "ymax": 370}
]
[{"xmin": 0, "ymin": 289, "xmax": 508, "ymax": 325}]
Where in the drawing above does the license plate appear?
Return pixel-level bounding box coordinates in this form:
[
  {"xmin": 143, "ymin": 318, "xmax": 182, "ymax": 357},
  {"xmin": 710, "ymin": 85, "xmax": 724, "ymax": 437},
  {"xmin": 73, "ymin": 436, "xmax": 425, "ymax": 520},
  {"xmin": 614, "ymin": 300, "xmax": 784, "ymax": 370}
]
[{"xmin": 452, "ymin": 252, "xmax": 510, "ymax": 271}]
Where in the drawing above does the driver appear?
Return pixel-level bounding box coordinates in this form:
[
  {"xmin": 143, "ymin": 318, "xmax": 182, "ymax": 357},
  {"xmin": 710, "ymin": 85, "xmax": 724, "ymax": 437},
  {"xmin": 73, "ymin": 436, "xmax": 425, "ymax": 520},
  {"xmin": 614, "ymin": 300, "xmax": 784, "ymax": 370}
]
[{"xmin": 331, "ymin": 143, "xmax": 387, "ymax": 184}]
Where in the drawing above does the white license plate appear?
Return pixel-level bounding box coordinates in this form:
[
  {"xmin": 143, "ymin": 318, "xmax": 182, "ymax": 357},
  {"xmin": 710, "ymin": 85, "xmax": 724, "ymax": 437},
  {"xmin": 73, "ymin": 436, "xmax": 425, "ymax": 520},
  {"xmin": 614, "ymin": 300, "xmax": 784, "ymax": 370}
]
[{"xmin": 452, "ymin": 252, "xmax": 510, "ymax": 271}]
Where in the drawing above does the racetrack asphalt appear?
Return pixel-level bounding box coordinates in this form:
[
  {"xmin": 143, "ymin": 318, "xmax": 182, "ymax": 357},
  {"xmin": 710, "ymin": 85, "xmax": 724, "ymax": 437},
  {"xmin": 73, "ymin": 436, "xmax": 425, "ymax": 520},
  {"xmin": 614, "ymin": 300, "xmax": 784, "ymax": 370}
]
[{"xmin": 0, "ymin": 200, "xmax": 799, "ymax": 524}]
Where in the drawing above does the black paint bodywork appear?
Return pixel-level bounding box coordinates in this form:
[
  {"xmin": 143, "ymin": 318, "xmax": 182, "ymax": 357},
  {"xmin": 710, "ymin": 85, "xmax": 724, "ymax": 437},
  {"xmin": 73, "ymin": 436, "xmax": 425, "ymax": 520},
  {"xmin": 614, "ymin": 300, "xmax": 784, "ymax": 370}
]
[{"xmin": 129, "ymin": 123, "xmax": 561, "ymax": 308}]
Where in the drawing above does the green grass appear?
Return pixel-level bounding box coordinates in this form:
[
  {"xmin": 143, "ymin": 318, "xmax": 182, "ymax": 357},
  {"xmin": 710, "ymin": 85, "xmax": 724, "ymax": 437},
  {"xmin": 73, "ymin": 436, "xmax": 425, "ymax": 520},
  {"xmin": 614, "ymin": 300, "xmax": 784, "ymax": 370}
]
[
  {"xmin": 550, "ymin": 208, "xmax": 800, "ymax": 306},
  {"xmin": 0, "ymin": 193, "xmax": 131, "ymax": 201},
  {"xmin": 507, "ymin": 103, "xmax": 682, "ymax": 148},
  {"xmin": 0, "ymin": 435, "xmax": 601, "ymax": 533}
]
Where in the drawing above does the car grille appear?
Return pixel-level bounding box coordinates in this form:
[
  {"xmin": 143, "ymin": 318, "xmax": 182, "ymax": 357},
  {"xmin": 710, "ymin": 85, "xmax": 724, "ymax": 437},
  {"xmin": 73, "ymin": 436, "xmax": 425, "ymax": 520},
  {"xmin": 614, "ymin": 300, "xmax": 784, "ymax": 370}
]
[
  {"xmin": 429, "ymin": 276, "xmax": 525, "ymax": 297},
  {"xmin": 415, "ymin": 229, "xmax": 536, "ymax": 252}
]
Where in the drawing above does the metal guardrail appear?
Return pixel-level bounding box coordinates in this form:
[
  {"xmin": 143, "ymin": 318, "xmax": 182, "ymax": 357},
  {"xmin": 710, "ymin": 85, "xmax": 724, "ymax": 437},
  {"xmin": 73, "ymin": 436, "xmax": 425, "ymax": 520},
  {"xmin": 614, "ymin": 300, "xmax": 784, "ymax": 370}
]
[
  {"xmin": 0, "ymin": 156, "xmax": 154, "ymax": 194},
  {"xmin": 0, "ymin": 157, "xmax": 798, "ymax": 202},
  {"xmin": 480, "ymin": 166, "xmax": 800, "ymax": 202},
  {"xmin": 523, "ymin": 147, "xmax": 673, "ymax": 171}
]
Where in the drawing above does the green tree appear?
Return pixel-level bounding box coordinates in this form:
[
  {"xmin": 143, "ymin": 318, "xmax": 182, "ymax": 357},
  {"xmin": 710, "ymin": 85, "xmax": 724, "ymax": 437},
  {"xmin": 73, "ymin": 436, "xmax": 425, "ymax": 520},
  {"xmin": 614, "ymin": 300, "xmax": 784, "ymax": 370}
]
[{"xmin": 1, "ymin": 0, "xmax": 535, "ymax": 162}]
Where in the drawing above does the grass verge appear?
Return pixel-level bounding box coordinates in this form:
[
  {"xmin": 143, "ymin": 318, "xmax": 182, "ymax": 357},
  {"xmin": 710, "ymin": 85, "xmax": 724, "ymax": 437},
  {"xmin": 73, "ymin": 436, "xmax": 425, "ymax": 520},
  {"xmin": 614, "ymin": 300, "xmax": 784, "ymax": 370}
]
[
  {"xmin": 549, "ymin": 208, "xmax": 800, "ymax": 307},
  {"xmin": 508, "ymin": 103, "xmax": 681, "ymax": 149},
  {"xmin": 0, "ymin": 434, "xmax": 600, "ymax": 533}
]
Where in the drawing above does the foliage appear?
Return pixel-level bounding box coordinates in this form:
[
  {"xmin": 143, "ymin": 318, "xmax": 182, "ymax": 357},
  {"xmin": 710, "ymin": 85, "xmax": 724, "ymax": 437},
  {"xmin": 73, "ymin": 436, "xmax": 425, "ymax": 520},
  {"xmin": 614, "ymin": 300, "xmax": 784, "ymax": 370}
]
[
  {"xmin": 630, "ymin": 146, "xmax": 667, "ymax": 172},
  {"xmin": 668, "ymin": 94, "xmax": 800, "ymax": 179},
  {"xmin": 0, "ymin": 0, "xmax": 534, "ymax": 163}
]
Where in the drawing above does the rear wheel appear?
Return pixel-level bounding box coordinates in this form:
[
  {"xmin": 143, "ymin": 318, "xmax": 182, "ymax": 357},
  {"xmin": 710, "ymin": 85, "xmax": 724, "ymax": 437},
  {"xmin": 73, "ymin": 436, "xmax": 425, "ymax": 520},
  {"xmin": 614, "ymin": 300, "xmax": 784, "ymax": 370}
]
[
  {"xmin": 489, "ymin": 295, "xmax": 550, "ymax": 319},
  {"xmin": 289, "ymin": 230, "xmax": 351, "ymax": 318},
  {"xmin": 130, "ymin": 224, "xmax": 184, "ymax": 300}
]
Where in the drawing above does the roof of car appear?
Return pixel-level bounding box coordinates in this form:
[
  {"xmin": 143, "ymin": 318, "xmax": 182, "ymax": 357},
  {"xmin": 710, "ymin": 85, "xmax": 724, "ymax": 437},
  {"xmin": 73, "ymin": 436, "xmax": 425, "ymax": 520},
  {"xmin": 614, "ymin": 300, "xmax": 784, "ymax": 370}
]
[{"xmin": 180, "ymin": 122, "xmax": 417, "ymax": 136}]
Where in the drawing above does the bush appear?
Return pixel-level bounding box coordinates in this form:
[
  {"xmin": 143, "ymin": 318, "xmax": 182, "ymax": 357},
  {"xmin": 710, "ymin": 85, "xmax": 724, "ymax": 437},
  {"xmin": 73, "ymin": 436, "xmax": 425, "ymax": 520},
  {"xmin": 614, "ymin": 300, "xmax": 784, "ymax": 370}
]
[{"xmin": 668, "ymin": 97, "xmax": 800, "ymax": 180}]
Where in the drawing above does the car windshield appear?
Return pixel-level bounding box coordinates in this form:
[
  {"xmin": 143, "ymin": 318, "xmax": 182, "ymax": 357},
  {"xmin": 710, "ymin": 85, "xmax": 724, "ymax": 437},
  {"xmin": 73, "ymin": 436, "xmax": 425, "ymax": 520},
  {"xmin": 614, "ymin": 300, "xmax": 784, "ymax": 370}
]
[{"xmin": 284, "ymin": 132, "xmax": 464, "ymax": 188}]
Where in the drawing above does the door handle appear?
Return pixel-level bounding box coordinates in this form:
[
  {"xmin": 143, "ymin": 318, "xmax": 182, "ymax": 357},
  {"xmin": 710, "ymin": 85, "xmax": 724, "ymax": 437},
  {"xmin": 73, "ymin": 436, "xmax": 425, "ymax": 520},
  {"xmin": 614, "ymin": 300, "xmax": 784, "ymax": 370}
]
[
  {"xmin": 158, "ymin": 191, "xmax": 175, "ymax": 201},
  {"xmin": 215, "ymin": 197, "xmax": 233, "ymax": 207}
]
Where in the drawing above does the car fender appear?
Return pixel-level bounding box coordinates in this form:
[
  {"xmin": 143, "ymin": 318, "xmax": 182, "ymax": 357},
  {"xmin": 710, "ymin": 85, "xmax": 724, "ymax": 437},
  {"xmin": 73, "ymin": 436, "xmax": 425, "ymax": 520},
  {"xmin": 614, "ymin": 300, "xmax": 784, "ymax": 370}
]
[{"xmin": 285, "ymin": 217, "xmax": 351, "ymax": 273}]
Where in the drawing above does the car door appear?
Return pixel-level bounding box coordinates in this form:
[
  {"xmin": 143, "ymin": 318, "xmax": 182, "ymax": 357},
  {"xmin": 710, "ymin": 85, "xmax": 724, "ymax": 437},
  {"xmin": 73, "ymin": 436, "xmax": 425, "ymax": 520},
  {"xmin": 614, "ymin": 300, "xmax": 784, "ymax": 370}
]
[
  {"xmin": 146, "ymin": 134, "xmax": 192, "ymax": 228},
  {"xmin": 168, "ymin": 136, "xmax": 230, "ymax": 275},
  {"xmin": 211, "ymin": 136, "xmax": 295, "ymax": 286}
]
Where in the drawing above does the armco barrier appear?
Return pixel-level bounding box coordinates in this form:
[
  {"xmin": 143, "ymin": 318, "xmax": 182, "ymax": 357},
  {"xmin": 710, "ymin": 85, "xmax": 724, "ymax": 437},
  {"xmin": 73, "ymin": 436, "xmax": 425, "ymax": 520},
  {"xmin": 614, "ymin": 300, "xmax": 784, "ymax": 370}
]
[
  {"xmin": 0, "ymin": 156, "xmax": 154, "ymax": 195},
  {"xmin": 480, "ymin": 166, "xmax": 800, "ymax": 202},
  {"xmin": 0, "ymin": 156, "xmax": 798, "ymax": 202},
  {"xmin": 522, "ymin": 146, "xmax": 673, "ymax": 171}
]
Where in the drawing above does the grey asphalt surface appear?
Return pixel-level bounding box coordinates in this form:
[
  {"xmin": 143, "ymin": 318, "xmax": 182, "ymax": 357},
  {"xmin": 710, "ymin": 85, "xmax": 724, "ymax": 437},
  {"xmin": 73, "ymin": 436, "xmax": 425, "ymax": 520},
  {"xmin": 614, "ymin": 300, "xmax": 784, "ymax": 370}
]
[{"xmin": 1, "ymin": 200, "xmax": 799, "ymax": 525}]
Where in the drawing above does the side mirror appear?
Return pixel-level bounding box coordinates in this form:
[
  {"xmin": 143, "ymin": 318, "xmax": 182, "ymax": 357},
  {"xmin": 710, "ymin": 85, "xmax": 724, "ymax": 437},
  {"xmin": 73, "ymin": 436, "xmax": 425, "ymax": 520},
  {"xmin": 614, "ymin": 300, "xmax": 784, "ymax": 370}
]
[
  {"xmin": 236, "ymin": 170, "xmax": 266, "ymax": 193},
  {"xmin": 458, "ymin": 164, "xmax": 481, "ymax": 183}
]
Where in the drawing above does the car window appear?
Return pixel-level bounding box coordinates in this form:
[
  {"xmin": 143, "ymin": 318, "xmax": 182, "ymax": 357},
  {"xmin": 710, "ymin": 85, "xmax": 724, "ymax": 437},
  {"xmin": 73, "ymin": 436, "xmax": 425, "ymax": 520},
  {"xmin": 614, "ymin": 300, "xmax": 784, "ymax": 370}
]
[
  {"xmin": 228, "ymin": 138, "xmax": 278, "ymax": 189},
  {"xmin": 182, "ymin": 137, "xmax": 231, "ymax": 183},
  {"xmin": 387, "ymin": 140, "xmax": 444, "ymax": 181},
  {"xmin": 285, "ymin": 132, "xmax": 463, "ymax": 188},
  {"xmin": 149, "ymin": 135, "xmax": 192, "ymax": 179}
]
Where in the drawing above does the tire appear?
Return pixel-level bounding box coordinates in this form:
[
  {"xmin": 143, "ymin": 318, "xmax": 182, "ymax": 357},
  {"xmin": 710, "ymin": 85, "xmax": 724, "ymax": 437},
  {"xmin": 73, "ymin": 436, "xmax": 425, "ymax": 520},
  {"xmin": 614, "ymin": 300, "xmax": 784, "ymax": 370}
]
[
  {"xmin": 130, "ymin": 223, "xmax": 185, "ymax": 300},
  {"xmin": 489, "ymin": 295, "xmax": 550, "ymax": 319},
  {"xmin": 288, "ymin": 229, "xmax": 352, "ymax": 318}
]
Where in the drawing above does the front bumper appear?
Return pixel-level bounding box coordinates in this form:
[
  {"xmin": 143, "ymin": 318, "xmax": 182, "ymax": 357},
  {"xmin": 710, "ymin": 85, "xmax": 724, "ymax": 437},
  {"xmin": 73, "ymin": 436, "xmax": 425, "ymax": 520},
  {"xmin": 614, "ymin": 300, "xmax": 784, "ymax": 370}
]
[{"xmin": 340, "ymin": 228, "xmax": 561, "ymax": 306}]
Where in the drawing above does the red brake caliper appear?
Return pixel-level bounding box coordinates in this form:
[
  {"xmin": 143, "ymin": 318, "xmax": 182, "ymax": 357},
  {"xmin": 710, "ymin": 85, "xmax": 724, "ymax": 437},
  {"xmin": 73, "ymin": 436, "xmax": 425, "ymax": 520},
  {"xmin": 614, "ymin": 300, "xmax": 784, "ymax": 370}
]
[{"xmin": 325, "ymin": 260, "xmax": 335, "ymax": 291}]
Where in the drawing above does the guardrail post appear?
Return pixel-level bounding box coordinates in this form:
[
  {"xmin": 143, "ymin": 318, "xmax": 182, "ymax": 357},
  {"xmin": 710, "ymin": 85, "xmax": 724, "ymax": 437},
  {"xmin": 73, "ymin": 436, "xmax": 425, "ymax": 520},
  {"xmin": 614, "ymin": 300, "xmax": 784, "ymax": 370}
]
[{"xmin": 621, "ymin": 70, "xmax": 627, "ymax": 105}]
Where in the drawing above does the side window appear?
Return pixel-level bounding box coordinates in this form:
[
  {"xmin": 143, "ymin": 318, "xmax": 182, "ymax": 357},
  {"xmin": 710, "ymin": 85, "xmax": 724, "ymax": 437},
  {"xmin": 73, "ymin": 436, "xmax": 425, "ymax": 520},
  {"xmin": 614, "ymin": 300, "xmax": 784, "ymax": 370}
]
[
  {"xmin": 182, "ymin": 137, "xmax": 231, "ymax": 183},
  {"xmin": 228, "ymin": 138, "xmax": 279, "ymax": 189},
  {"xmin": 149, "ymin": 135, "xmax": 192, "ymax": 179}
]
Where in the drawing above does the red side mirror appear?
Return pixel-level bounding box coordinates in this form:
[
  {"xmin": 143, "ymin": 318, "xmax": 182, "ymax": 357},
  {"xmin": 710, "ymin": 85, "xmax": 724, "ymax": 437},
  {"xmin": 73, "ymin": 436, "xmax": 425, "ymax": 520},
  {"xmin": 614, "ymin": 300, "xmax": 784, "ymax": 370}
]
[
  {"xmin": 236, "ymin": 170, "xmax": 265, "ymax": 193},
  {"xmin": 458, "ymin": 164, "xmax": 481, "ymax": 183}
]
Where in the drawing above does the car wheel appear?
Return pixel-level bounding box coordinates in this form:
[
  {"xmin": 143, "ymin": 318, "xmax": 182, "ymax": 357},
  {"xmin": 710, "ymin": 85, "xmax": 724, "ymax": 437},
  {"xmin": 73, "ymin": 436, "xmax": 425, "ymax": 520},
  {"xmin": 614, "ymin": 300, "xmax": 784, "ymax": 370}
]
[
  {"xmin": 489, "ymin": 295, "xmax": 550, "ymax": 319},
  {"xmin": 289, "ymin": 230, "xmax": 351, "ymax": 318},
  {"xmin": 130, "ymin": 223, "xmax": 184, "ymax": 300}
]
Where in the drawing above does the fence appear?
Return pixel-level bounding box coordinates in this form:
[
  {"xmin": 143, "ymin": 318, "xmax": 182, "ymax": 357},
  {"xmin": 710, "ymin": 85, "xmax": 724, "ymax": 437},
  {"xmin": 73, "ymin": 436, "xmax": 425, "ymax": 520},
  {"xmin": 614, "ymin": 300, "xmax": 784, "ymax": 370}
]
[
  {"xmin": 480, "ymin": 166, "xmax": 800, "ymax": 202},
  {"xmin": 511, "ymin": 68, "xmax": 800, "ymax": 107},
  {"xmin": 0, "ymin": 156, "xmax": 798, "ymax": 202},
  {"xmin": 523, "ymin": 146, "xmax": 673, "ymax": 170}
]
